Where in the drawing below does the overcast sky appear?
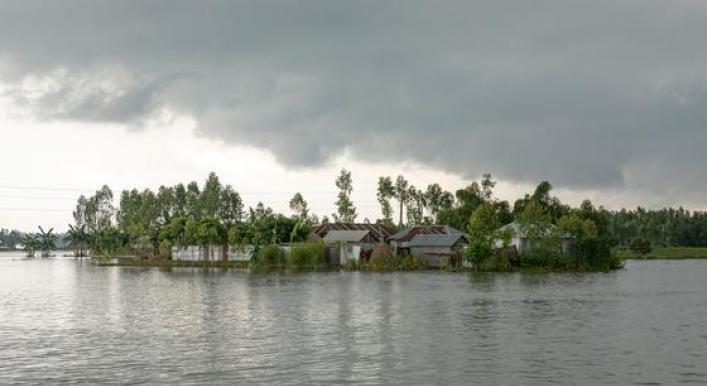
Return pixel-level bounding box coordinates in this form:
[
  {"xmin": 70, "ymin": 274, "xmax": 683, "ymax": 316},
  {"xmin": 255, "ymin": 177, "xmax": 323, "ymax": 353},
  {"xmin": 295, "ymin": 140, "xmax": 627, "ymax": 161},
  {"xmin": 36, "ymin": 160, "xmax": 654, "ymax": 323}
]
[{"xmin": 1, "ymin": 0, "xmax": 706, "ymax": 232}]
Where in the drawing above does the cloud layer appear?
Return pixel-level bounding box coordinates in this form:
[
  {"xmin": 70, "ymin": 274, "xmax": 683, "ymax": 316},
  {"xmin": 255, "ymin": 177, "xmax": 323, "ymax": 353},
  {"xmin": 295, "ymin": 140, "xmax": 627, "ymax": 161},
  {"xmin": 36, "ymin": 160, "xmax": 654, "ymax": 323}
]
[{"xmin": 2, "ymin": 0, "xmax": 707, "ymax": 197}]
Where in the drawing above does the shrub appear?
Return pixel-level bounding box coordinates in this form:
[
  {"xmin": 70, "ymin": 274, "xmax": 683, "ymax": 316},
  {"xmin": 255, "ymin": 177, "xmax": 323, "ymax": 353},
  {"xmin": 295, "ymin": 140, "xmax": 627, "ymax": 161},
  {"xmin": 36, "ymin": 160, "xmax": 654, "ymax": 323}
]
[
  {"xmin": 343, "ymin": 258, "xmax": 360, "ymax": 271},
  {"xmin": 477, "ymin": 251, "xmax": 512, "ymax": 272},
  {"xmin": 158, "ymin": 240, "xmax": 172, "ymax": 260},
  {"xmin": 255, "ymin": 244, "xmax": 286, "ymax": 267},
  {"xmin": 630, "ymin": 238, "xmax": 652, "ymax": 256},
  {"xmin": 576, "ymin": 236, "xmax": 622, "ymax": 270},
  {"xmin": 366, "ymin": 253, "xmax": 401, "ymax": 271},
  {"xmin": 519, "ymin": 247, "xmax": 570, "ymax": 269},
  {"xmin": 464, "ymin": 243, "xmax": 492, "ymax": 267},
  {"xmin": 399, "ymin": 255, "xmax": 427, "ymax": 271},
  {"xmin": 288, "ymin": 242, "xmax": 326, "ymax": 268}
]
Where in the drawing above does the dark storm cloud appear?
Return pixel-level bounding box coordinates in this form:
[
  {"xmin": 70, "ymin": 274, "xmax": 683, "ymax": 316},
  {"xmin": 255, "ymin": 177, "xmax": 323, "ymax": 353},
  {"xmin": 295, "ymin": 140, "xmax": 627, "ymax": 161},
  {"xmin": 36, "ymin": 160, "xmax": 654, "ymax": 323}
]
[{"xmin": 1, "ymin": 0, "xmax": 707, "ymax": 196}]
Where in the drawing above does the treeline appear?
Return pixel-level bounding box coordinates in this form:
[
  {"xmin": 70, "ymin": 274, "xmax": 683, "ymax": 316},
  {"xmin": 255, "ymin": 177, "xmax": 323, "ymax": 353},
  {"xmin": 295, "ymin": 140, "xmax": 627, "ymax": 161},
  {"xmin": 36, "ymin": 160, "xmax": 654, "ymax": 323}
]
[
  {"xmin": 0, "ymin": 228, "xmax": 25, "ymax": 250},
  {"xmin": 381, "ymin": 174, "xmax": 707, "ymax": 249},
  {"xmin": 69, "ymin": 172, "xmax": 311, "ymax": 257},
  {"xmin": 64, "ymin": 170, "xmax": 707, "ymax": 259}
]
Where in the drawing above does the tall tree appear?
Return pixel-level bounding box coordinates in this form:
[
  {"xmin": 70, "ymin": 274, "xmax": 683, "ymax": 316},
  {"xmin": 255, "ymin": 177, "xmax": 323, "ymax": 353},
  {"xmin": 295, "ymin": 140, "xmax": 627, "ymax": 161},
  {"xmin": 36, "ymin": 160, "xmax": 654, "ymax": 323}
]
[
  {"xmin": 393, "ymin": 175, "xmax": 409, "ymax": 227},
  {"xmin": 406, "ymin": 185, "xmax": 427, "ymax": 225},
  {"xmin": 156, "ymin": 185, "xmax": 175, "ymax": 225},
  {"xmin": 424, "ymin": 183, "xmax": 453, "ymax": 223},
  {"xmin": 200, "ymin": 172, "xmax": 223, "ymax": 217},
  {"xmin": 334, "ymin": 169, "xmax": 357, "ymax": 222},
  {"xmin": 289, "ymin": 192, "xmax": 309, "ymax": 220},
  {"xmin": 466, "ymin": 202, "xmax": 501, "ymax": 260},
  {"xmin": 377, "ymin": 176, "xmax": 394, "ymax": 223},
  {"xmin": 219, "ymin": 185, "xmax": 243, "ymax": 225},
  {"xmin": 186, "ymin": 181, "xmax": 201, "ymax": 218},
  {"xmin": 173, "ymin": 183, "xmax": 188, "ymax": 218},
  {"xmin": 481, "ymin": 173, "xmax": 496, "ymax": 201}
]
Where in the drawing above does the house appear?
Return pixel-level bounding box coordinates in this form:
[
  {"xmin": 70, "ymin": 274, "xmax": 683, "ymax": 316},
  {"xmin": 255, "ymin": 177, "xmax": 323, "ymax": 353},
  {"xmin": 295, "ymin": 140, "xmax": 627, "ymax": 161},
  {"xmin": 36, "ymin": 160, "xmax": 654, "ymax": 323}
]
[
  {"xmin": 495, "ymin": 222, "xmax": 575, "ymax": 255},
  {"xmin": 387, "ymin": 225, "xmax": 462, "ymax": 256},
  {"xmin": 310, "ymin": 223, "xmax": 393, "ymax": 243},
  {"xmin": 407, "ymin": 233, "xmax": 469, "ymax": 268},
  {"xmin": 321, "ymin": 230, "xmax": 377, "ymax": 265}
]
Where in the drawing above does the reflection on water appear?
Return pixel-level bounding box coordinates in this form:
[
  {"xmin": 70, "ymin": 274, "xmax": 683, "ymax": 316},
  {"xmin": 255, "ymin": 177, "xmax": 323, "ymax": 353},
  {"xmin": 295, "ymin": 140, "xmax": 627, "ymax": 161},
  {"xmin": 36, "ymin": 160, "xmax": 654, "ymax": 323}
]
[{"xmin": 1, "ymin": 252, "xmax": 706, "ymax": 385}]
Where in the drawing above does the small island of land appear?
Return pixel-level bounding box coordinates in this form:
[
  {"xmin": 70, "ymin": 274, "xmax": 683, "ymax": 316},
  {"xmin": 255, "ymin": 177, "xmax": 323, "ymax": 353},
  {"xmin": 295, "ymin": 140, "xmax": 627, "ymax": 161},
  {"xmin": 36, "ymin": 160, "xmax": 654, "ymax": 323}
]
[{"xmin": 8, "ymin": 172, "xmax": 707, "ymax": 273}]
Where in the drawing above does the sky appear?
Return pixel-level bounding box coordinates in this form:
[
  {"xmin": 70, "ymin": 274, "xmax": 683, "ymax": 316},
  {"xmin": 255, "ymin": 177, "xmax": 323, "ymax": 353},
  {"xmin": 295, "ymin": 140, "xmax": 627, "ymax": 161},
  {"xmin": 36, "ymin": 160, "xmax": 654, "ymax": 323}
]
[{"xmin": 1, "ymin": 0, "xmax": 706, "ymax": 232}]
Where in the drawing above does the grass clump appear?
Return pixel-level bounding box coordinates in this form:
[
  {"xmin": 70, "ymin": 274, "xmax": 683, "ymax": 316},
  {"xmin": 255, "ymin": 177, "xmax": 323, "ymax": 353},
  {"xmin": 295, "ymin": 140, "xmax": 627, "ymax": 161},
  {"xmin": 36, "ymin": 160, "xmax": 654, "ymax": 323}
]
[
  {"xmin": 254, "ymin": 244, "xmax": 287, "ymax": 268},
  {"xmin": 287, "ymin": 242, "xmax": 326, "ymax": 268},
  {"xmin": 360, "ymin": 244, "xmax": 427, "ymax": 271},
  {"xmin": 615, "ymin": 246, "xmax": 707, "ymax": 260}
]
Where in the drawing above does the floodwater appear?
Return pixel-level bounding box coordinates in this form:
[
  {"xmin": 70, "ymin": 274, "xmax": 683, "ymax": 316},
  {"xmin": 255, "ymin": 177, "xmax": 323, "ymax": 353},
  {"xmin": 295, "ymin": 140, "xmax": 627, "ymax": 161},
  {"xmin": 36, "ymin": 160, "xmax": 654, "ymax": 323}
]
[{"xmin": 1, "ymin": 252, "xmax": 706, "ymax": 385}]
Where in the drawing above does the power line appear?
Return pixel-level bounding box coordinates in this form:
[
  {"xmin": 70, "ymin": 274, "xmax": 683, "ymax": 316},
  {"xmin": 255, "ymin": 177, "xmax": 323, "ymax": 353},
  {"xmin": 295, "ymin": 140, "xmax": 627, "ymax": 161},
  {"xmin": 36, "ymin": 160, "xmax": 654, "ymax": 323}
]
[
  {"xmin": 0, "ymin": 183, "xmax": 380, "ymax": 194},
  {"xmin": 0, "ymin": 184, "xmax": 94, "ymax": 192},
  {"xmin": 0, "ymin": 195, "xmax": 79, "ymax": 200},
  {"xmin": 0, "ymin": 208, "xmax": 70, "ymax": 213}
]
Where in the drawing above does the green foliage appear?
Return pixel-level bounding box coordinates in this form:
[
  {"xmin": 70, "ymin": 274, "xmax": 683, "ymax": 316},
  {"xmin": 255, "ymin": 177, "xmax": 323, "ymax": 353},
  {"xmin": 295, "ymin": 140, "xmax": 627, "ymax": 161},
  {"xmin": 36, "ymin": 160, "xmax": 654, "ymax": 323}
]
[
  {"xmin": 255, "ymin": 244, "xmax": 287, "ymax": 267},
  {"xmin": 37, "ymin": 226, "xmax": 58, "ymax": 257},
  {"xmin": 558, "ymin": 213, "xmax": 598, "ymax": 240},
  {"xmin": 399, "ymin": 255, "xmax": 428, "ymax": 270},
  {"xmin": 476, "ymin": 249, "xmax": 514, "ymax": 272},
  {"xmin": 158, "ymin": 240, "xmax": 172, "ymax": 260},
  {"xmin": 466, "ymin": 202, "xmax": 501, "ymax": 261},
  {"xmin": 405, "ymin": 185, "xmax": 428, "ymax": 225},
  {"xmin": 630, "ymin": 237, "xmax": 653, "ymax": 256},
  {"xmin": 287, "ymin": 242, "xmax": 326, "ymax": 268},
  {"xmin": 424, "ymin": 183, "xmax": 454, "ymax": 223},
  {"xmin": 0, "ymin": 229, "xmax": 24, "ymax": 251},
  {"xmin": 67, "ymin": 224, "xmax": 89, "ymax": 257},
  {"xmin": 393, "ymin": 175, "xmax": 409, "ymax": 226},
  {"xmin": 289, "ymin": 220, "xmax": 310, "ymax": 243},
  {"xmin": 616, "ymin": 246, "xmax": 707, "ymax": 260},
  {"xmin": 519, "ymin": 248, "xmax": 570, "ymax": 269},
  {"xmin": 362, "ymin": 244, "xmax": 426, "ymax": 271},
  {"xmin": 365, "ymin": 254, "xmax": 402, "ymax": 271},
  {"xmin": 343, "ymin": 258, "xmax": 360, "ymax": 271},
  {"xmin": 575, "ymin": 236, "xmax": 622, "ymax": 271},
  {"xmin": 23, "ymin": 233, "xmax": 38, "ymax": 257},
  {"xmin": 334, "ymin": 169, "xmax": 357, "ymax": 222},
  {"xmin": 516, "ymin": 201, "xmax": 552, "ymax": 239},
  {"xmin": 289, "ymin": 192, "xmax": 309, "ymax": 220}
]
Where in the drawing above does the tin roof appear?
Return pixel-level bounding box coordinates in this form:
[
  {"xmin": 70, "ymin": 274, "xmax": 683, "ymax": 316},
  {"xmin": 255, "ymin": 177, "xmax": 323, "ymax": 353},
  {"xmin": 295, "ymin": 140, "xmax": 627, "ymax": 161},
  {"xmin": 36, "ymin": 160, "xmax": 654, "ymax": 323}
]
[
  {"xmin": 312, "ymin": 223, "xmax": 394, "ymax": 240},
  {"xmin": 322, "ymin": 230, "xmax": 372, "ymax": 243},
  {"xmin": 407, "ymin": 233, "xmax": 469, "ymax": 248},
  {"xmin": 388, "ymin": 225, "xmax": 462, "ymax": 241}
]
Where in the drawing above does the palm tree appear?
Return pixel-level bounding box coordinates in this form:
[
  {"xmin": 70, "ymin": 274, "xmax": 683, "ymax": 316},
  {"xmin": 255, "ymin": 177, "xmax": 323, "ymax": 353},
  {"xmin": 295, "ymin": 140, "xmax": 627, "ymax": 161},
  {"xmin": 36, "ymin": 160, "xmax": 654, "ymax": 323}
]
[
  {"xmin": 23, "ymin": 234, "xmax": 38, "ymax": 258},
  {"xmin": 37, "ymin": 226, "xmax": 58, "ymax": 257}
]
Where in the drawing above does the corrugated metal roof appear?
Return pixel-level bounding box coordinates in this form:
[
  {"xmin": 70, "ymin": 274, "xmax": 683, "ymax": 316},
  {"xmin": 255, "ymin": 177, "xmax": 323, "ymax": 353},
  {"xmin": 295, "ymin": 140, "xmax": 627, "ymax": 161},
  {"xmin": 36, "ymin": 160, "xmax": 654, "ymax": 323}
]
[
  {"xmin": 322, "ymin": 230, "xmax": 371, "ymax": 243},
  {"xmin": 407, "ymin": 234, "xmax": 468, "ymax": 248},
  {"xmin": 388, "ymin": 225, "xmax": 462, "ymax": 241},
  {"xmin": 499, "ymin": 222, "xmax": 572, "ymax": 239},
  {"xmin": 313, "ymin": 223, "xmax": 393, "ymax": 239}
]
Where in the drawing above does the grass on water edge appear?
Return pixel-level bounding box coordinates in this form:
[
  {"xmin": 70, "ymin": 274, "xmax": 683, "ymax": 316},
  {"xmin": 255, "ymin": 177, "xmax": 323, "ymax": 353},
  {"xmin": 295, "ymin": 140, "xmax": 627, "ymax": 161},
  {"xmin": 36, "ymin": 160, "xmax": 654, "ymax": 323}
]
[{"xmin": 615, "ymin": 247, "xmax": 707, "ymax": 260}]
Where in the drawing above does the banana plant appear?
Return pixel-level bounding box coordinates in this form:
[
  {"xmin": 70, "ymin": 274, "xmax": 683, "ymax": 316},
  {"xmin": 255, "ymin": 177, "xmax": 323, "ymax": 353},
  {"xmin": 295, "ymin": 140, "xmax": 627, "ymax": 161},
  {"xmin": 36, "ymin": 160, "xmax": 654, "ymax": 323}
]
[
  {"xmin": 37, "ymin": 226, "xmax": 58, "ymax": 257},
  {"xmin": 23, "ymin": 234, "xmax": 38, "ymax": 258},
  {"xmin": 67, "ymin": 224, "xmax": 88, "ymax": 258}
]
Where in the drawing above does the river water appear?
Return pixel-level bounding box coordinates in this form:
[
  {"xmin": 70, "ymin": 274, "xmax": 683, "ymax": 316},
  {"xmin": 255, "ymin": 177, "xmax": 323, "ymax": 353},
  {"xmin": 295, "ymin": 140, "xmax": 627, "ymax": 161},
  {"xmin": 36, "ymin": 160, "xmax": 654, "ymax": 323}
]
[{"xmin": 0, "ymin": 252, "xmax": 705, "ymax": 385}]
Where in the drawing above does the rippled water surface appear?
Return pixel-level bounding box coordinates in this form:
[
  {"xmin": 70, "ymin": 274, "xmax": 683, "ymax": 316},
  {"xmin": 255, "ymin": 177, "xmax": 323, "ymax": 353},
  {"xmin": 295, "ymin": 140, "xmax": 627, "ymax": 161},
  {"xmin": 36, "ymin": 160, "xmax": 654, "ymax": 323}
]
[{"xmin": 1, "ymin": 252, "xmax": 706, "ymax": 385}]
